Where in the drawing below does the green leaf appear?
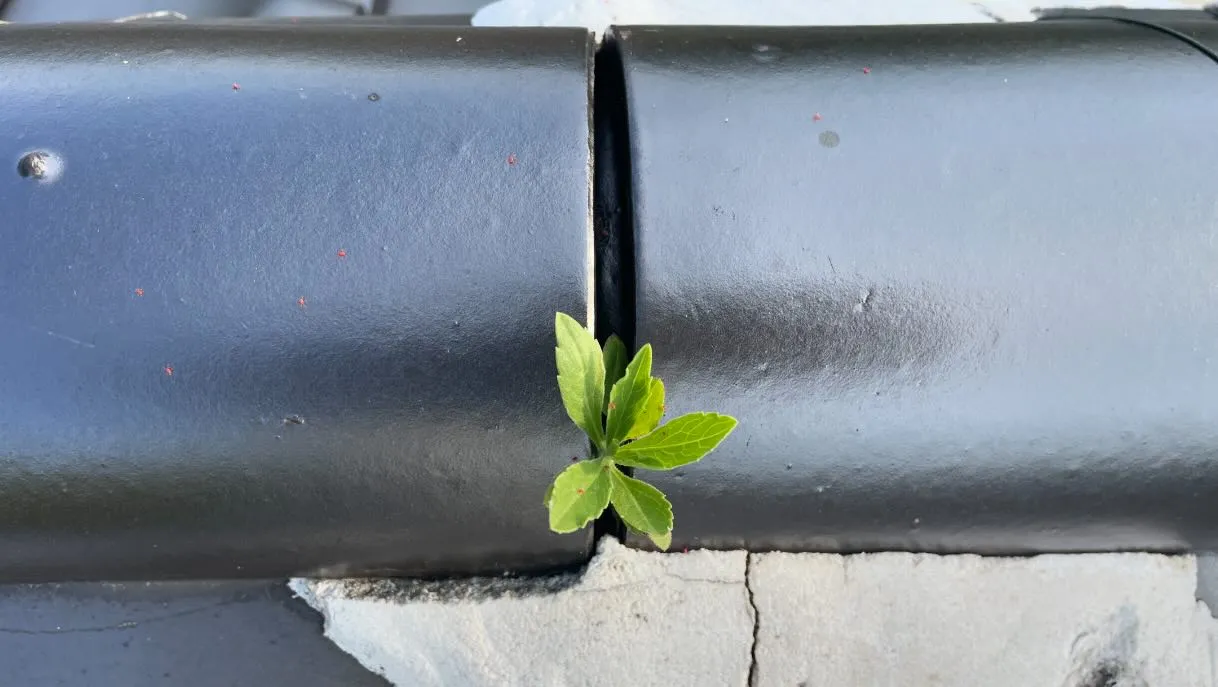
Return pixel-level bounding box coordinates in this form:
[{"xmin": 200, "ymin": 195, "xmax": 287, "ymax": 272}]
[
  {"xmin": 616, "ymin": 412, "xmax": 738, "ymax": 470},
  {"xmin": 604, "ymin": 344, "xmax": 653, "ymax": 446},
  {"xmin": 626, "ymin": 378, "xmax": 665, "ymax": 441},
  {"xmin": 608, "ymin": 451, "xmax": 666, "ymax": 471},
  {"xmin": 648, "ymin": 530, "xmax": 672, "ymax": 551},
  {"xmin": 602, "ymin": 335, "xmax": 628, "ymax": 412},
  {"xmin": 547, "ymin": 459, "xmax": 612, "ymax": 533},
  {"xmin": 608, "ymin": 466, "xmax": 673, "ymax": 550},
  {"xmin": 555, "ymin": 312, "xmax": 605, "ymax": 447},
  {"xmin": 543, "ymin": 481, "xmax": 554, "ymax": 508}
]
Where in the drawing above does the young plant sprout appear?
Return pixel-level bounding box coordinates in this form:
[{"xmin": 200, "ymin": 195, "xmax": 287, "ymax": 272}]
[{"xmin": 545, "ymin": 312, "xmax": 738, "ymax": 550}]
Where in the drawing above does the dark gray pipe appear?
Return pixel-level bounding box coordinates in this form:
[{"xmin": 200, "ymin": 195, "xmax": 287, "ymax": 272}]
[
  {"xmin": 0, "ymin": 24, "xmax": 594, "ymax": 580},
  {"xmin": 6, "ymin": 18, "xmax": 1218, "ymax": 582},
  {"xmin": 617, "ymin": 20, "xmax": 1218, "ymax": 554}
]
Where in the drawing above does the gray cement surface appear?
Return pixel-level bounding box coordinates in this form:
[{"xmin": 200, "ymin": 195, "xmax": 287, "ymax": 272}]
[
  {"xmin": 293, "ymin": 539, "xmax": 1218, "ymax": 686},
  {"xmin": 292, "ymin": 539, "xmax": 753, "ymax": 686},
  {"xmin": 752, "ymin": 551, "xmax": 1218, "ymax": 687}
]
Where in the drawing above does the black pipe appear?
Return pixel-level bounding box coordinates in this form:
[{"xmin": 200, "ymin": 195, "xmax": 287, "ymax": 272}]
[
  {"xmin": 615, "ymin": 21, "xmax": 1218, "ymax": 554},
  {"xmin": 7, "ymin": 19, "xmax": 1218, "ymax": 581},
  {"xmin": 0, "ymin": 24, "xmax": 595, "ymax": 580}
]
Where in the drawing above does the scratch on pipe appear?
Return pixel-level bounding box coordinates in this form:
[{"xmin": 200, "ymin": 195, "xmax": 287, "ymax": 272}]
[{"xmin": 46, "ymin": 331, "xmax": 96, "ymax": 349}]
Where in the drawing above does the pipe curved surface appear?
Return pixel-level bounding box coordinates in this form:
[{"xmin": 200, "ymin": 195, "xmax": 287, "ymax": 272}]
[
  {"xmin": 0, "ymin": 24, "xmax": 594, "ymax": 580},
  {"xmin": 619, "ymin": 21, "xmax": 1218, "ymax": 553}
]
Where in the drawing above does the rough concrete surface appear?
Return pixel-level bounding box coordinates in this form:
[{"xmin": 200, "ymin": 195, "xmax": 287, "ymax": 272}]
[
  {"xmin": 295, "ymin": 542, "xmax": 1218, "ymax": 687},
  {"xmin": 751, "ymin": 552, "xmax": 1218, "ymax": 687},
  {"xmin": 291, "ymin": 538, "xmax": 752, "ymax": 686},
  {"xmin": 473, "ymin": 0, "xmax": 1212, "ymax": 31}
]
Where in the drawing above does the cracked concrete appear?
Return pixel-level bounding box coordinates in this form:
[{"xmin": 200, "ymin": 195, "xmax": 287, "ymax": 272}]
[
  {"xmin": 294, "ymin": 541, "xmax": 1218, "ymax": 687},
  {"xmin": 744, "ymin": 554, "xmax": 760, "ymax": 687}
]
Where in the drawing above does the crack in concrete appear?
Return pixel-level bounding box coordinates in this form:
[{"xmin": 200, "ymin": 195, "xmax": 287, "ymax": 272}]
[
  {"xmin": 745, "ymin": 553, "xmax": 759, "ymax": 687},
  {"xmin": 296, "ymin": 547, "xmax": 1218, "ymax": 686}
]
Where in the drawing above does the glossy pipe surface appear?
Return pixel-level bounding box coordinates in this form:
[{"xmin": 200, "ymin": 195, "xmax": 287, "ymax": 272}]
[
  {"xmin": 619, "ymin": 21, "xmax": 1218, "ymax": 553},
  {"xmin": 0, "ymin": 24, "xmax": 594, "ymax": 580}
]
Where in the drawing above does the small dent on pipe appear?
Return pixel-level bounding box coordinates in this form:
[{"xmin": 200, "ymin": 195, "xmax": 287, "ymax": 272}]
[
  {"xmin": 751, "ymin": 44, "xmax": 782, "ymax": 64},
  {"xmin": 17, "ymin": 151, "xmax": 63, "ymax": 183}
]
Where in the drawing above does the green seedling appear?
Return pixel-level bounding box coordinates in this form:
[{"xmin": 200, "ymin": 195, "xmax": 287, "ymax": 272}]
[{"xmin": 545, "ymin": 312, "xmax": 738, "ymax": 550}]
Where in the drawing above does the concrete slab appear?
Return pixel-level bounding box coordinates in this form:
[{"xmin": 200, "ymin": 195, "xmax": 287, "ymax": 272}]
[
  {"xmin": 291, "ymin": 538, "xmax": 752, "ymax": 686},
  {"xmin": 473, "ymin": 0, "xmax": 1209, "ymax": 31},
  {"xmin": 750, "ymin": 551, "xmax": 1218, "ymax": 687},
  {"xmin": 474, "ymin": 0, "xmax": 1006, "ymax": 31},
  {"xmin": 296, "ymin": 543, "xmax": 1218, "ymax": 686}
]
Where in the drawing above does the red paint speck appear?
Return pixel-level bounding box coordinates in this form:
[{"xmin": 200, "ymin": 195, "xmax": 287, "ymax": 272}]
[
  {"xmin": 507, "ymin": 153, "xmax": 518, "ymax": 166},
  {"xmin": 813, "ymin": 112, "xmax": 823, "ymax": 121},
  {"xmin": 163, "ymin": 365, "xmax": 174, "ymax": 377},
  {"xmin": 297, "ymin": 297, "xmax": 307, "ymax": 308},
  {"xmin": 862, "ymin": 67, "xmax": 871, "ymax": 75},
  {"xmin": 134, "ymin": 288, "xmax": 144, "ymax": 297},
  {"xmin": 232, "ymin": 82, "xmax": 241, "ymax": 91},
  {"xmin": 337, "ymin": 249, "xmax": 347, "ymax": 258},
  {"xmin": 682, "ymin": 547, "xmax": 689, "ymax": 554}
]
